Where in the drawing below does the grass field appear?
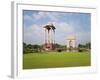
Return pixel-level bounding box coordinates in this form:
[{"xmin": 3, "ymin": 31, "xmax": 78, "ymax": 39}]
[{"xmin": 23, "ymin": 52, "xmax": 91, "ymax": 69}]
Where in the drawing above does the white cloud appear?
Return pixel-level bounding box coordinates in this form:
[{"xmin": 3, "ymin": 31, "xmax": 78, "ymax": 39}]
[
  {"xmin": 55, "ymin": 22, "xmax": 74, "ymax": 33},
  {"xmin": 45, "ymin": 12, "xmax": 61, "ymax": 22},
  {"xmin": 32, "ymin": 12, "xmax": 45, "ymax": 20},
  {"xmin": 24, "ymin": 24, "xmax": 44, "ymax": 44},
  {"xmin": 24, "ymin": 15, "xmax": 33, "ymax": 21},
  {"xmin": 32, "ymin": 11, "xmax": 62, "ymax": 22}
]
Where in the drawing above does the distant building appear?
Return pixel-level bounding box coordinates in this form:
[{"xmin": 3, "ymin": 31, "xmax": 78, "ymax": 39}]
[{"xmin": 66, "ymin": 36, "xmax": 76, "ymax": 51}]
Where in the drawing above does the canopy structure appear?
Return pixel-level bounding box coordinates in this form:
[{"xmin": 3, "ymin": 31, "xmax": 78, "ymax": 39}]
[{"xmin": 43, "ymin": 23, "xmax": 56, "ymax": 51}]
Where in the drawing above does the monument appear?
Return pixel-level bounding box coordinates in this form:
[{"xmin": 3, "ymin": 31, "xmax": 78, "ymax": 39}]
[
  {"xmin": 43, "ymin": 23, "xmax": 56, "ymax": 51},
  {"xmin": 66, "ymin": 36, "xmax": 76, "ymax": 51}
]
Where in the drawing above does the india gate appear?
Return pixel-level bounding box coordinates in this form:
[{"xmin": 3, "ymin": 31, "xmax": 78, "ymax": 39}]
[{"xmin": 66, "ymin": 36, "xmax": 76, "ymax": 51}]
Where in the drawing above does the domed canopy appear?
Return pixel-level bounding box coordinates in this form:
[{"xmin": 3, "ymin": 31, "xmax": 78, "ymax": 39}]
[{"xmin": 43, "ymin": 23, "xmax": 56, "ymax": 31}]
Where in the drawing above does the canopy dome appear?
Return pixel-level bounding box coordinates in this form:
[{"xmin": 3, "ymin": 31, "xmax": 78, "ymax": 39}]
[{"xmin": 43, "ymin": 23, "xmax": 56, "ymax": 31}]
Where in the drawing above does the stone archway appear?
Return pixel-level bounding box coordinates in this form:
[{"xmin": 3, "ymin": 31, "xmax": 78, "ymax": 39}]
[{"xmin": 67, "ymin": 36, "xmax": 76, "ymax": 52}]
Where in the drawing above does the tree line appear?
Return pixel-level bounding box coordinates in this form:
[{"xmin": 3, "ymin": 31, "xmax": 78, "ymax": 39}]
[
  {"xmin": 23, "ymin": 42, "xmax": 67, "ymax": 54},
  {"xmin": 23, "ymin": 42, "xmax": 91, "ymax": 53},
  {"xmin": 78, "ymin": 42, "xmax": 91, "ymax": 52},
  {"xmin": 23, "ymin": 43, "xmax": 42, "ymax": 54}
]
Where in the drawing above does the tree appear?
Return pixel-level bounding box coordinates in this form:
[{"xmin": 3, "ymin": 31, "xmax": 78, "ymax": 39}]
[
  {"xmin": 33, "ymin": 45, "xmax": 40, "ymax": 49},
  {"xmin": 86, "ymin": 42, "xmax": 91, "ymax": 49},
  {"xmin": 78, "ymin": 44, "xmax": 83, "ymax": 48},
  {"xmin": 27, "ymin": 44, "xmax": 33, "ymax": 49},
  {"xmin": 78, "ymin": 42, "xmax": 91, "ymax": 52},
  {"xmin": 55, "ymin": 43, "xmax": 61, "ymax": 48},
  {"xmin": 23, "ymin": 42, "xmax": 27, "ymax": 49}
]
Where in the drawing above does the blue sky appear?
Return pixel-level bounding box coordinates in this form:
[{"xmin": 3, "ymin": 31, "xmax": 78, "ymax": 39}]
[{"xmin": 23, "ymin": 10, "xmax": 91, "ymax": 45}]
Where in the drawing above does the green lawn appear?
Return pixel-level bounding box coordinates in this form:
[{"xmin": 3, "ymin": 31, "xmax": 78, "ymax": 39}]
[{"xmin": 23, "ymin": 52, "xmax": 91, "ymax": 69}]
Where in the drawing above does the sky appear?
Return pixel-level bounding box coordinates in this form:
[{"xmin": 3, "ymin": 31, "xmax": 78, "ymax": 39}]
[{"xmin": 23, "ymin": 10, "xmax": 91, "ymax": 45}]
